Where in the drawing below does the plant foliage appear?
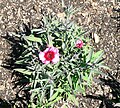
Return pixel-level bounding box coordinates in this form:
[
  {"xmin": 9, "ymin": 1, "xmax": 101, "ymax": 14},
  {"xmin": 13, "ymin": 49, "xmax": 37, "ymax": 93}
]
[{"xmin": 12, "ymin": 6, "xmax": 108, "ymax": 108}]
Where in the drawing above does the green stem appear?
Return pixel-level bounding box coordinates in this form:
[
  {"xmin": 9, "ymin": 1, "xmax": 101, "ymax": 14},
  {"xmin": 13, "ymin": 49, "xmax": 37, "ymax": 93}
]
[{"xmin": 47, "ymin": 31, "xmax": 53, "ymax": 46}]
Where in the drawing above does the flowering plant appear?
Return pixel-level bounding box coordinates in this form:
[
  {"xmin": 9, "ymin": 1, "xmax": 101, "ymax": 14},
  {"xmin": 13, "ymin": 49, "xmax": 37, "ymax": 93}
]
[
  {"xmin": 39, "ymin": 46, "xmax": 60, "ymax": 64},
  {"xmin": 12, "ymin": 7, "xmax": 108, "ymax": 108}
]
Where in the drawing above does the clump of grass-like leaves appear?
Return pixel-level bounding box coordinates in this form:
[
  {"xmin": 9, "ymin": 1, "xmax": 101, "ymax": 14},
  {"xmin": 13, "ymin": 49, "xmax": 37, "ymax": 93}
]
[{"xmin": 12, "ymin": 6, "xmax": 108, "ymax": 108}]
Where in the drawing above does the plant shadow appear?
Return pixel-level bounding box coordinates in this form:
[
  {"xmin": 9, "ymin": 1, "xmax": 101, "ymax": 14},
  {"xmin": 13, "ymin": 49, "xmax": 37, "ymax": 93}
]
[
  {"xmin": 0, "ymin": 99, "xmax": 12, "ymax": 108},
  {"xmin": 86, "ymin": 72, "xmax": 120, "ymax": 108},
  {"xmin": 2, "ymin": 23, "xmax": 32, "ymax": 108}
]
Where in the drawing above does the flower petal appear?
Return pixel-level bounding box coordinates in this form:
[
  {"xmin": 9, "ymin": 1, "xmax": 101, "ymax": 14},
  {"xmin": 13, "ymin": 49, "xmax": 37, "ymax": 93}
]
[
  {"xmin": 76, "ymin": 40, "xmax": 83, "ymax": 48},
  {"xmin": 43, "ymin": 60, "xmax": 50, "ymax": 64},
  {"xmin": 39, "ymin": 46, "xmax": 60, "ymax": 64},
  {"xmin": 44, "ymin": 47, "xmax": 50, "ymax": 53},
  {"xmin": 52, "ymin": 54, "xmax": 60, "ymax": 64},
  {"xmin": 39, "ymin": 52, "xmax": 45, "ymax": 61},
  {"xmin": 50, "ymin": 47, "xmax": 59, "ymax": 53}
]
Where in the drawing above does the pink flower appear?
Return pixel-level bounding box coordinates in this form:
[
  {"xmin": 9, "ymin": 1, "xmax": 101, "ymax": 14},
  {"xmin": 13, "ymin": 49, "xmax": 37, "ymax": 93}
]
[
  {"xmin": 39, "ymin": 46, "xmax": 60, "ymax": 64},
  {"xmin": 76, "ymin": 40, "xmax": 83, "ymax": 48}
]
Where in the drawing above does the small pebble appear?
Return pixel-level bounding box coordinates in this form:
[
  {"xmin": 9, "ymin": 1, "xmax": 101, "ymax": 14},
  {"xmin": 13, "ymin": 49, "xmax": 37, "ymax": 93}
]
[{"xmin": 0, "ymin": 60, "xmax": 2, "ymax": 66}]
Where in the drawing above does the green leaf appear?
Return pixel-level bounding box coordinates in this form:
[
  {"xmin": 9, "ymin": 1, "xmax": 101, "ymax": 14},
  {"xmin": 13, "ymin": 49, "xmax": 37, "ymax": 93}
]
[
  {"xmin": 82, "ymin": 73, "xmax": 89, "ymax": 81},
  {"xmin": 54, "ymin": 88, "xmax": 64, "ymax": 93},
  {"xmin": 90, "ymin": 68, "xmax": 101, "ymax": 74},
  {"xmin": 24, "ymin": 35, "xmax": 42, "ymax": 43},
  {"xmin": 47, "ymin": 64, "xmax": 53, "ymax": 69},
  {"xmin": 47, "ymin": 34, "xmax": 53, "ymax": 46},
  {"xmin": 45, "ymin": 96, "xmax": 62, "ymax": 107},
  {"xmin": 91, "ymin": 50, "xmax": 103, "ymax": 62},
  {"xmin": 15, "ymin": 59, "xmax": 25, "ymax": 64},
  {"xmin": 19, "ymin": 49, "xmax": 32, "ymax": 58},
  {"xmin": 40, "ymin": 91, "xmax": 46, "ymax": 104},
  {"xmin": 80, "ymin": 84, "xmax": 86, "ymax": 96},
  {"xmin": 28, "ymin": 103, "xmax": 36, "ymax": 108},
  {"xmin": 75, "ymin": 82, "xmax": 85, "ymax": 95},
  {"xmin": 62, "ymin": 42, "xmax": 66, "ymax": 50},
  {"xmin": 54, "ymin": 32, "xmax": 60, "ymax": 37},
  {"xmin": 31, "ymin": 103, "xmax": 36, "ymax": 108},
  {"xmin": 31, "ymin": 28, "xmax": 46, "ymax": 34},
  {"xmin": 98, "ymin": 65, "xmax": 111, "ymax": 70},
  {"xmin": 83, "ymin": 45, "xmax": 90, "ymax": 55},
  {"xmin": 50, "ymin": 85, "xmax": 54, "ymax": 98},
  {"xmin": 67, "ymin": 73, "xmax": 72, "ymax": 88},
  {"xmin": 19, "ymin": 43, "xmax": 28, "ymax": 48},
  {"xmin": 30, "ymin": 87, "xmax": 42, "ymax": 92},
  {"xmin": 67, "ymin": 94, "xmax": 79, "ymax": 107},
  {"xmin": 11, "ymin": 32, "xmax": 21, "ymax": 37},
  {"xmin": 87, "ymin": 70, "xmax": 94, "ymax": 86},
  {"xmin": 14, "ymin": 68, "xmax": 32, "ymax": 75},
  {"xmin": 86, "ymin": 48, "xmax": 93, "ymax": 63},
  {"xmin": 49, "ymin": 91, "xmax": 59, "ymax": 101},
  {"xmin": 94, "ymin": 51, "xmax": 104, "ymax": 64},
  {"xmin": 61, "ymin": 0, "xmax": 65, "ymax": 8}
]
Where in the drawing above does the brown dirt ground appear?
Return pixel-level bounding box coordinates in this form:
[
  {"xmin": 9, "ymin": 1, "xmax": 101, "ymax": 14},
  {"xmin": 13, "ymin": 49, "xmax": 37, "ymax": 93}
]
[{"xmin": 0, "ymin": 0, "xmax": 120, "ymax": 108}]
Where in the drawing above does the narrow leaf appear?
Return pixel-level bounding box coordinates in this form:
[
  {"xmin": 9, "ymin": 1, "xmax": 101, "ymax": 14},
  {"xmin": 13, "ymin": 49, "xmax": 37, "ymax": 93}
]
[
  {"xmin": 11, "ymin": 32, "xmax": 21, "ymax": 37},
  {"xmin": 15, "ymin": 59, "xmax": 25, "ymax": 64},
  {"xmin": 54, "ymin": 88, "xmax": 64, "ymax": 93},
  {"xmin": 91, "ymin": 50, "xmax": 103, "ymax": 62},
  {"xmin": 31, "ymin": 28, "xmax": 45, "ymax": 34},
  {"xmin": 49, "ymin": 92, "xmax": 59, "ymax": 101},
  {"xmin": 67, "ymin": 73, "xmax": 72, "ymax": 88},
  {"xmin": 24, "ymin": 35, "xmax": 42, "ymax": 43},
  {"xmin": 94, "ymin": 51, "xmax": 104, "ymax": 64},
  {"xmin": 14, "ymin": 68, "xmax": 32, "ymax": 75},
  {"xmin": 99, "ymin": 65, "xmax": 111, "ymax": 70},
  {"xmin": 67, "ymin": 94, "xmax": 79, "ymax": 107},
  {"xmin": 86, "ymin": 48, "xmax": 93, "ymax": 63},
  {"xmin": 45, "ymin": 97, "xmax": 62, "ymax": 107}
]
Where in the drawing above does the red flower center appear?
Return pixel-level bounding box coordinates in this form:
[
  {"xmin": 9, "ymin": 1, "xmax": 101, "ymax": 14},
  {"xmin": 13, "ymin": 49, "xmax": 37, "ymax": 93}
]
[
  {"xmin": 76, "ymin": 43, "xmax": 81, "ymax": 47},
  {"xmin": 44, "ymin": 51, "xmax": 55, "ymax": 61}
]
